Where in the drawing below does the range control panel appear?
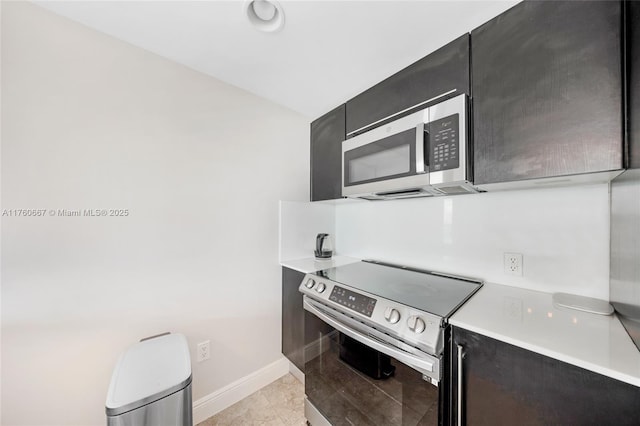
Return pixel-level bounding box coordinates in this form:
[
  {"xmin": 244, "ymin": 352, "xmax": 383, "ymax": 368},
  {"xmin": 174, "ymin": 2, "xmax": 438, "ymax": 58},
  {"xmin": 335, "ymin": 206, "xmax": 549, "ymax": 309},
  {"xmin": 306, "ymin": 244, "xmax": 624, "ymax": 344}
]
[
  {"xmin": 329, "ymin": 285, "xmax": 376, "ymax": 317},
  {"xmin": 429, "ymin": 113, "xmax": 459, "ymax": 172},
  {"xmin": 299, "ymin": 272, "xmax": 446, "ymax": 356}
]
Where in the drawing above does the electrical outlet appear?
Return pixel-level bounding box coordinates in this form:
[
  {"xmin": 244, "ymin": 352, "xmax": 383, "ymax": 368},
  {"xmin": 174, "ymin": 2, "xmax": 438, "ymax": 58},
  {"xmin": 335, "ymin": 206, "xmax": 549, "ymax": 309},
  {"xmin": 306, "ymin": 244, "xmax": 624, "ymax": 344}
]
[
  {"xmin": 504, "ymin": 252, "xmax": 523, "ymax": 276},
  {"xmin": 197, "ymin": 340, "xmax": 210, "ymax": 363}
]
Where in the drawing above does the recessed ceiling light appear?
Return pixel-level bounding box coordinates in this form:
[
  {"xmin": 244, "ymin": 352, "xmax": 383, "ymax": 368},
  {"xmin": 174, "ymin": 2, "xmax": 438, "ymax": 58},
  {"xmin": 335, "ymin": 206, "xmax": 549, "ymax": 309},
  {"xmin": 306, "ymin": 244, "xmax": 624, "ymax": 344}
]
[{"xmin": 245, "ymin": 0, "xmax": 285, "ymax": 33}]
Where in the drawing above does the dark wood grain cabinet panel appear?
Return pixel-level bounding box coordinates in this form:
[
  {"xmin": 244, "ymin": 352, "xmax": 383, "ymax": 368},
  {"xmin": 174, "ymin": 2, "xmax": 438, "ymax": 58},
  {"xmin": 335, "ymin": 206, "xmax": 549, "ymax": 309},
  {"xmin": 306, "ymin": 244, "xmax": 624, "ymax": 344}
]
[
  {"xmin": 310, "ymin": 104, "xmax": 345, "ymax": 201},
  {"xmin": 628, "ymin": 1, "xmax": 640, "ymax": 169},
  {"xmin": 282, "ymin": 267, "xmax": 305, "ymax": 371},
  {"xmin": 346, "ymin": 34, "xmax": 470, "ymax": 136},
  {"xmin": 472, "ymin": 1, "xmax": 624, "ymax": 185},
  {"xmin": 451, "ymin": 327, "xmax": 640, "ymax": 425}
]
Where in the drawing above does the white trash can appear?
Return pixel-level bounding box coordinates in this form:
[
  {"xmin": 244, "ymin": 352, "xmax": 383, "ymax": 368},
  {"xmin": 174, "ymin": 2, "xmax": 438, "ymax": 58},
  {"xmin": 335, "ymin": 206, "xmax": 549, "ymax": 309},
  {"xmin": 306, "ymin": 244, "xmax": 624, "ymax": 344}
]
[{"xmin": 106, "ymin": 333, "xmax": 192, "ymax": 426}]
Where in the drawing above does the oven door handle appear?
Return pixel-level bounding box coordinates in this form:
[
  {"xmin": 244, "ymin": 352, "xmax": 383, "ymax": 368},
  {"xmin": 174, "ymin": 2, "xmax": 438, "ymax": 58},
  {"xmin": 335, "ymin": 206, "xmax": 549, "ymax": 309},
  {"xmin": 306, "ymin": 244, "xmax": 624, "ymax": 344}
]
[{"xmin": 303, "ymin": 297, "xmax": 437, "ymax": 379}]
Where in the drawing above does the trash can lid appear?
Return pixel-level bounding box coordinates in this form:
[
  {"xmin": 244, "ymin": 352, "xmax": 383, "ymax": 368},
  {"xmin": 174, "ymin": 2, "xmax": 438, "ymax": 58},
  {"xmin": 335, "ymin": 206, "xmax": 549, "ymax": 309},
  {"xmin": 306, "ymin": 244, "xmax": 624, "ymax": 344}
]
[{"xmin": 105, "ymin": 333, "xmax": 192, "ymax": 416}]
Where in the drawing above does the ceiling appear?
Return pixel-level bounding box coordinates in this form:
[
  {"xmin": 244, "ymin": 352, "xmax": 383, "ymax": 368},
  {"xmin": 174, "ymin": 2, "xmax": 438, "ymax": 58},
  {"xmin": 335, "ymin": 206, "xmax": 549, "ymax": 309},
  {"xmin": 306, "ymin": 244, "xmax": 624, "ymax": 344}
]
[{"xmin": 34, "ymin": 1, "xmax": 519, "ymax": 118}]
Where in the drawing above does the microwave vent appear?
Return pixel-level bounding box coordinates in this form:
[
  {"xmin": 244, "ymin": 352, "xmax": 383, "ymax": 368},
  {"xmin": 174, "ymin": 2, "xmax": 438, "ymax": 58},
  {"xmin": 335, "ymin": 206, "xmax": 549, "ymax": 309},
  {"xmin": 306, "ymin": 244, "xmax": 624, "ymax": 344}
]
[
  {"xmin": 433, "ymin": 185, "xmax": 480, "ymax": 195},
  {"xmin": 374, "ymin": 188, "xmax": 434, "ymax": 199}
]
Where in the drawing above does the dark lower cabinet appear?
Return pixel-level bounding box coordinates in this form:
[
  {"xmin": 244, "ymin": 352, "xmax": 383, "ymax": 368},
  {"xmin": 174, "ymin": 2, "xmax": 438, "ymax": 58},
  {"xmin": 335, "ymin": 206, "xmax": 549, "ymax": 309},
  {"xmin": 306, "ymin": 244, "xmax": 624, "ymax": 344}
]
[
  {"xmin": 282, "ymin": 266, "xmax": 333, "ymax": 372},
  {"xmin": 346, "ymin": 34, "xmax": 470, "ymax": 136},
  {"xmin": 451, "ymin": 327, "xmax": 640, "ymax": 425},
  {"xmin": 282, "ymin": 267, "xmax": 305, "ymax": 371},
  {"xmin": 628, "ymin": 1, "xmax": 640, "ymax": 169},
  {"xmin": 310, "ymin": 104, "xmax": 345, "ymax": 202},
  {"xmin": 472, "ymin": 1, "xmax": 624, "ymax": 185}
]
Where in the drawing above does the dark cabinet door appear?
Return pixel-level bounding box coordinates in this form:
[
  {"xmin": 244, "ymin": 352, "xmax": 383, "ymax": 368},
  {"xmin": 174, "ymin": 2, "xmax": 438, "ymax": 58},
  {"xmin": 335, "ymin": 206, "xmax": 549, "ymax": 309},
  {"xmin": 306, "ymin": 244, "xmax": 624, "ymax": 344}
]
[
  {"xmin": 282, "ymin": 267, "xmax": 305, "ymax": 371},
  {"xmin": 628, "ymin": 1, "xmax": 640, "ymax": 169},
  {"xmin": 310, "ymin": 104, "xmax": 345, "ymax": 201},
  {"xmin": 451, "ymin": 327, "xmax": 640, "ymax": 425},
  {"xmin": 472, "ymin": 1, "xmax": 623, "ymax": 185},
  {"xmin": 346, "ymin": 34, "xmax": 470, "ymax": 136}
]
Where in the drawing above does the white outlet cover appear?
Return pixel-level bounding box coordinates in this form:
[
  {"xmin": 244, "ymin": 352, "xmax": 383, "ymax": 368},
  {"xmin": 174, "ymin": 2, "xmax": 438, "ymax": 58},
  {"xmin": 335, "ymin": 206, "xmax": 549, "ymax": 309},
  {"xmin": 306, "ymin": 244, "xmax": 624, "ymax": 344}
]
[
  {"xmin": 197, "ymin": 340, "xmax": 210, "ymax": 362},
  {"xmin": 504, "ymin": 252, "xmax": 523, "ymax": 276}
]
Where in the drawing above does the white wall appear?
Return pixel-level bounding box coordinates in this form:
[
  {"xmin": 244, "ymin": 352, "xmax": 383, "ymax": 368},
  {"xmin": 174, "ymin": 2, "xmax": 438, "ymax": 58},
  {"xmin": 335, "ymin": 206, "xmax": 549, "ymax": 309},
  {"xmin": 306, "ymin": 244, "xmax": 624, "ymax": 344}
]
[
  {"xmin": 279, "ymin": 201, "xmax": 336, "ymax": 262},
  {"xmin": 336, "ymin": 184, "xmax": 611, "ymax": 299},
  {"xmin": 1, "ymin": 2, "xmax": 309, "ymax": 425}
]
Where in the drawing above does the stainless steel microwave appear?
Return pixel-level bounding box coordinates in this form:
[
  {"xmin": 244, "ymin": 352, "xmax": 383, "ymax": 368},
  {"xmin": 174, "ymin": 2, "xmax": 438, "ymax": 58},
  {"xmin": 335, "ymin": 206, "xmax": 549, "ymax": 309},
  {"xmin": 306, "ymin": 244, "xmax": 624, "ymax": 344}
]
[{"xmin": 342, "ymin": 94, "xmax": 478, "ymax": 200}]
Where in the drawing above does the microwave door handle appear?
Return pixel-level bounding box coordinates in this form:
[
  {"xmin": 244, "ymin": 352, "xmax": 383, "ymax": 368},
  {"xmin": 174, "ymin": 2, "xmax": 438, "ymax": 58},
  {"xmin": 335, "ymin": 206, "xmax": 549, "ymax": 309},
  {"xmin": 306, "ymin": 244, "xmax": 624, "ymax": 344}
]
[
  {"xmin": 303, "ymin": 297, "xmax": 436, "ymax": 378},
  {"xmin": 416, "ymin": 123, "xmax": 426, "ymax": 174}
]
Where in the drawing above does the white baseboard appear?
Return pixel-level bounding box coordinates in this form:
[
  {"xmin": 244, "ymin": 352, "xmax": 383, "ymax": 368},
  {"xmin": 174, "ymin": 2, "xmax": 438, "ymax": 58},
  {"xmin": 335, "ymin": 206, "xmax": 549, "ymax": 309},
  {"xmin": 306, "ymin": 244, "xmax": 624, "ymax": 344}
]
[{"xmin": 192, "ymin": 357, "xmax": 290, "ymax": 424}]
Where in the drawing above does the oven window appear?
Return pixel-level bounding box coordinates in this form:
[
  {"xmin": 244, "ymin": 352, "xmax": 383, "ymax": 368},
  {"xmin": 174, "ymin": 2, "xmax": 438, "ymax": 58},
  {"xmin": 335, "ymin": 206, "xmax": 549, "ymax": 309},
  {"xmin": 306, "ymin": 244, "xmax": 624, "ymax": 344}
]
[
  {"xmin": 305, "ymin": 327, "xmax": 440, "ymax": 426},
  {"xmin": 344, "ymin": 128, "xmax": 417, "ymax": 186}
]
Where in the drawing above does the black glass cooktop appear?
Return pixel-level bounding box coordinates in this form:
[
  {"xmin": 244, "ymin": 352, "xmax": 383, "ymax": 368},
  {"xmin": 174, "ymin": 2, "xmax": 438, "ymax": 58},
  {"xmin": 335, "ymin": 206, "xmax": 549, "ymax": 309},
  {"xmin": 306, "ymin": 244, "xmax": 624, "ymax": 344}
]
[{"xmin": 314, "ymin": 261, "xmax": 482, "ymax": 318}]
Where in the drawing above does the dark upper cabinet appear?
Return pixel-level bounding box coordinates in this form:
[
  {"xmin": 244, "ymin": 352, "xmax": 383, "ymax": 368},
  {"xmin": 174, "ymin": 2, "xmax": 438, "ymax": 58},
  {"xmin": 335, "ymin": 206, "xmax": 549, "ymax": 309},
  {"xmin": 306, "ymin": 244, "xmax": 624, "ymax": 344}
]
[
  {"xmin": 472, "ymin": 1, "xmax": 624, "ymax": 185},
  {"xmin": 629, "ymin": 1, "xmax": 640, "ymax": 169},
  {"xmin": 452, "ymin": 327, "xmax": 640, "ymax": 425},
  {"xmin": 346, "ymin": 34, "xmax": 470, "ymax": 137},
  {"xmin": 310, "ymin": 104, "xmax": 345, "ymax": 201},
  {"xmin": 282, "ymin": 267, "xmax": 305, "ymax": 371}
]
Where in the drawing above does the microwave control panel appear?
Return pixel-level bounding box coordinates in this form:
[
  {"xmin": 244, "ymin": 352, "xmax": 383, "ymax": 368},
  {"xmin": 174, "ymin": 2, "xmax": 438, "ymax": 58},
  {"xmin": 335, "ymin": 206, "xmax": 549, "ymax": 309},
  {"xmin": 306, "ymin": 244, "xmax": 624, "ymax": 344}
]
[
  {"xmin": 429, "ymin": 114, "xmax": 459, "ymax": 171},
  {"xmin": 329, "ymin": 285, "xmax": 377, "ymax": 317}
]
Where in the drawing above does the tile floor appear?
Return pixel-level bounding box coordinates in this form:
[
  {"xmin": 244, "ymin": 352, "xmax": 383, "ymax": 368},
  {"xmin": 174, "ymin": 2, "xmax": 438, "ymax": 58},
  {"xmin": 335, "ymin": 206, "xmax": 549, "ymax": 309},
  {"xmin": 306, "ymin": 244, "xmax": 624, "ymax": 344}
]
[{"xmin": 197, "ymin": 374, "xmax": 306, "ymax": 426}]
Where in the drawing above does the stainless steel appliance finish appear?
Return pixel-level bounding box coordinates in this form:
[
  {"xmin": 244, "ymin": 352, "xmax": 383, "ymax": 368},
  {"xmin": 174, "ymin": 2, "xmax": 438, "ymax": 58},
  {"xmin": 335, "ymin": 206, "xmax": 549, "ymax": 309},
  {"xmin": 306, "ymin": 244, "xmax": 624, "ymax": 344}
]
[
  {"xmin": 106, "ymin": 333, "xmax": 192, "ymax": 426},
  {"xmin": 342, "ymin": 94, "xmax": 477, "ymax": 200},
  {"xmin": 300, "ymin": 260, "xmax": 481, "ymax": 369},
  {"xmin": 300, "ymin": 260, "xmax": 482, "ymax": 425},
  {"xmin": 456, "ymin": 344, "xmax": 464, "ymax": 426},
  {"xmin": 107, "ymin": 385, "xmax": 192, "ymax": 426},
  {"xmin": 316, "ymin": 260, "xmax": 482, "ymax": 318},
  {"xmin": 346, "ymin": 89, "xmax": 458, "ymax": 138},
  {"xmin": 610, "ymin": 169, "xmax": 640, "ymax": 351},
  {"xmin": 304, "ymin": 397, "xmax": 331, "ymax": 426}
]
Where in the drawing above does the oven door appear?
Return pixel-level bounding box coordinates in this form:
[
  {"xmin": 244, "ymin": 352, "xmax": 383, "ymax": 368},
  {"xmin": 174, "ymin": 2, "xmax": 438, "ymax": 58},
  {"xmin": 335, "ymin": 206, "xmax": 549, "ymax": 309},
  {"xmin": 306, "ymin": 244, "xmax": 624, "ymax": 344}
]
[
  {"xmin": 303, "ymin": 297, "xmax": 445, "ymax": 426},
  {"xmin": 342, "ymin": 106, "xmax": 430, "ymax": 198}
]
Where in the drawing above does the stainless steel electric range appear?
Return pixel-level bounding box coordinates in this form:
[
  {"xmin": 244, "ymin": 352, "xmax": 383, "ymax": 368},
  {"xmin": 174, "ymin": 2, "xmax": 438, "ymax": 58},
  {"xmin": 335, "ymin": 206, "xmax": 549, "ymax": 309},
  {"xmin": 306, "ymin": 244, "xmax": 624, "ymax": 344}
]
[{"xmin": 299, "ymin": 260, "xmax": 482, "ymax": 426}]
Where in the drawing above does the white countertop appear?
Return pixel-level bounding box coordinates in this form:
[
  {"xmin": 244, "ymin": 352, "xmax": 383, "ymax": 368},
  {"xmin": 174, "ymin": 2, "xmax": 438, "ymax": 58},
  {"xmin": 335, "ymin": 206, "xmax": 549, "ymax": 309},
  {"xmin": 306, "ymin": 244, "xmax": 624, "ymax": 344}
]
[
  {"xmin": 280, "ymin": 256, "xmax": 361, "ymax": 274},
  {"xmin": 450, "ymin": 283, "xmax": 640, "ymax": 387}
]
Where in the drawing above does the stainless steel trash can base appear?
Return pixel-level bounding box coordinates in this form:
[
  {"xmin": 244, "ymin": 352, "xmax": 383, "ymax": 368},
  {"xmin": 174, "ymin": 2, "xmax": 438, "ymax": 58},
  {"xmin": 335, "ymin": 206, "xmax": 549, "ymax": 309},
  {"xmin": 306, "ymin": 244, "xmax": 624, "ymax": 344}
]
[
  {"xmin": 106, "ymin": 333, "xmax": 193, "ymax": 426},
  {"xmin": 107, "ymin": 383, "xmax": 192, "ymax": 426}
]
